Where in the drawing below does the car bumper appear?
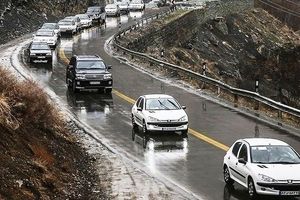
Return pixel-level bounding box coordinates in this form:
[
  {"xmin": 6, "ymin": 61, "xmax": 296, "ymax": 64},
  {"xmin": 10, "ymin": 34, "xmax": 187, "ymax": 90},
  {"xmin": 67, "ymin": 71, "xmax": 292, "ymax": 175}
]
[
  {"xmin": 146, "ymin": 122, "xmax": 188, "ymax": 132},
  {"xmin": 74, "ymin": 79, "xmax": 113, "ymax": 89},
  {"xmin": 106, "ymin": 12, "xmax": 118, "ymax": 16},
  {"xmin": 256, "ymin": 182, "xmax": 300, "ymax": 196},
  {"xmin": 30, "ymin": 55, "xmax": 52, "ymax": 60}
]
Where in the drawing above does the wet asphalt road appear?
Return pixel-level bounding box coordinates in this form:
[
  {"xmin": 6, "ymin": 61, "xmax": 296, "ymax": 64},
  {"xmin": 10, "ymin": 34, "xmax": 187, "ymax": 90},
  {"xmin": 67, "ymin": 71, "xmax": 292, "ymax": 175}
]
[{"xmin": 26, "ymin": 9, "xmax": 300, "ymax": 200}]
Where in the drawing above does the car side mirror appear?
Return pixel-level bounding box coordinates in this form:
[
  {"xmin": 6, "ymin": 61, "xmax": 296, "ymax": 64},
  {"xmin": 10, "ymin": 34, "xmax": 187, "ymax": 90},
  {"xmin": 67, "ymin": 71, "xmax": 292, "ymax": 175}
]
[
  {"xmin": 137, "ymin": 107, "xmax": 142, "ymax": 111},
  {"xmin": 107, "ymin": 65, "xmax": 112, "ymax": 70},
  {"xmin": 182, "ymin": 106, "xmax": 186, "ymax": 110},
  {"xmin": 68, "ymin": 65, "xmax": 73, "ymax": 69},
  {"xmin": 238, "ymin": 158, "xmax": 247, "ymax": 165}
]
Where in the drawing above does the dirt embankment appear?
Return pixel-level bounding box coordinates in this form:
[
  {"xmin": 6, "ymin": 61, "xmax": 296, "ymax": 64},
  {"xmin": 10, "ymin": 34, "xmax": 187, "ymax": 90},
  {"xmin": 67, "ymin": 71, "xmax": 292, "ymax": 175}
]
[
  {"xmin": 0, "ymin": 0, "xmax": 103, "ymax": 45},
  {"xmin": 119, "ymin": 0, "xmax": 300, "ymax": 108},
  {"xmin": 0, "ymin": 68, "xmax": 107, "ymax": 199}
]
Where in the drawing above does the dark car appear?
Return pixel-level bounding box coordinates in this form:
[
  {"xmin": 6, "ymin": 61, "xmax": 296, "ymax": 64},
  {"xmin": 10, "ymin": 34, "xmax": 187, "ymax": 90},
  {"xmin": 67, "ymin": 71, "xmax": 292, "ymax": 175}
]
[
  {"xmin": 66, "ymin": 55, "xmax": 113, "ymax": 93},
  {"xmin": 86, "ymin": 6, "xmax": 106, "ymax": 24},
  {"xmin": 25, "ymin": 42, "xmax": 52, "ymax": 64}
]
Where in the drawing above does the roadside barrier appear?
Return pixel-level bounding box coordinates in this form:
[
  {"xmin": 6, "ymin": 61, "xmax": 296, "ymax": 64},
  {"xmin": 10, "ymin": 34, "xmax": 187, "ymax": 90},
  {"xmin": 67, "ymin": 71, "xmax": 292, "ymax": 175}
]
[{"xmin": 112, "ymin": 8, "xmax": 300, "ymax": 129}]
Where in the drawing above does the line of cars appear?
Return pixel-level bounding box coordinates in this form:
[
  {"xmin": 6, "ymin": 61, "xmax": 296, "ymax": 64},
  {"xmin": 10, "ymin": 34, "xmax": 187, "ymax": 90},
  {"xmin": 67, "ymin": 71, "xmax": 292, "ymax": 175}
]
[
  {"xmin": 105, "ymin": 0, "xmax": 145, "ymax": 17},
  {"xmin": 25, "ymin": 6, "xmax": 106, "ymax": 65}
]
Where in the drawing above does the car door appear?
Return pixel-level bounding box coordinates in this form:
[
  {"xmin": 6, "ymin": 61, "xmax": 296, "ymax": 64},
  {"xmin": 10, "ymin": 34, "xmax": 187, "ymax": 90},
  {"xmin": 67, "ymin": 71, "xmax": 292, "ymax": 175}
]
[
  {"xmin": 235, "ymin": 143, "xmax": 250, "ymax": 186},
  {"xmin": 135, "ymin": 97, "xmax": 145, "ymax": 128},
  {"xmin": 227, "ymin": 141, "xmax": 242, "ymax": 181}
]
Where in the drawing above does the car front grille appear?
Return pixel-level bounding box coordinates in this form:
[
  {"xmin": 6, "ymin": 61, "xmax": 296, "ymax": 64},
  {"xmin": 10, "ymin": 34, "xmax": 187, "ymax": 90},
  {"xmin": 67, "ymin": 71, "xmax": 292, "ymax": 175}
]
[
  {"xmin": 36, "ymin": 53, "xmax": 47, "ymax": 56},
  {"xmin": 147, "ymin": 122, "xmax": 188, "ymax": 127},
  {"xmin": 257, "ymin": 182, "xmax": 300, "ymax": 191},
  {"xmin": 85, "ymin": 74, "xmax": 104, "ymax": 80}
]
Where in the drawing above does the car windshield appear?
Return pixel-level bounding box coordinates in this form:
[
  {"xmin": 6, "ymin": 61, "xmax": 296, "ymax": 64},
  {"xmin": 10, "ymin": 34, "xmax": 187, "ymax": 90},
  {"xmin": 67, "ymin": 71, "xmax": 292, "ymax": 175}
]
[
  {"xmin": 251, "ymin": 145, "xmax": 300, "ymax": 164},
  {"xmin": 131, "ymin": 0, "xmax": 142, "ymax": 3},
  {"xmin": 106, "ymin": 4, "xmax": 117, "ymax": 8},
  {"xmin": 77, "ymin": 15, "xmax": 89, "ymax": 19},
  {"xmin": 87, "ymin": 8, "xmax": 100, "ymax": 12},
  {"xmin": 36, "ymin": 31, "xmax": 53, "ymax": 36},
  {"xmin": 145, "ymin": 98, "xmax": 181, "ymax": 110},
  {"xmin": 42, "ymin": 24, "xmax": 56, "ymax": 29},
  {"xmin": 31, "ymin": 43, "xmax": 49, "ymax": 50},
  {"xmin": 58, "ymin": 21, "xmax": 73, "ymax": 25},
  {"xmin": 77, "ymin": 60, "xmax": 106, "ymax": 69}
]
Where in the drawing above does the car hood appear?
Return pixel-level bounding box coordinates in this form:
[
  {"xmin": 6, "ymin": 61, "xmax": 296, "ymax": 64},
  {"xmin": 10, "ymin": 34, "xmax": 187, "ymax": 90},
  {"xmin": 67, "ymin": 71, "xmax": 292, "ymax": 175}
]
[
  {"xmin": 145, "ymin": 109, "xmax": 187, "ymax": 121},
  {"xmin": 252, "ymin": 163, "xmax": 300, "ymax": 180},
  {"xmin": 75, "ymin": 69, "xmax": 108, "ymax": 74}
]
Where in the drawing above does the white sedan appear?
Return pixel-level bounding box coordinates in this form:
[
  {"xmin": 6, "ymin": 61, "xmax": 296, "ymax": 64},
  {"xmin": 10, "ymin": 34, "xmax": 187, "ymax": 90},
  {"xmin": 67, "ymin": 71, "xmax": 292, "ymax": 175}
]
[
  {"xmin": 131, "ymin": 94, "xmax": 188, "ymax": 135},
  {"xmin": 33, "ymin": 29, "xmax": 58, "ymax": 48},
  {"xmin": 223, "ymin": 138, "xmax": 300, "ymax": 198}
]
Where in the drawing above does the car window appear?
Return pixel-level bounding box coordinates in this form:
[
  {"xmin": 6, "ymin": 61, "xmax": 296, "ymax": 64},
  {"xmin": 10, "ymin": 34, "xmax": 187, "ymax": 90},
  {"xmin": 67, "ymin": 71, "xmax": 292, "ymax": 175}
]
[
  {"xmin": 136, "ymin": 97, "xmax": 142, "ymax": 107},
  {"xmin": 238, "ymin": 144, "xmax": 248, "ymax": 161},
  {"xmin": 138, "ymin": 98, "xmax": 144, "ymax": 110},
  {"xmin": 232, "ymin": 142, "xmax": 242, "ymax": 157}
]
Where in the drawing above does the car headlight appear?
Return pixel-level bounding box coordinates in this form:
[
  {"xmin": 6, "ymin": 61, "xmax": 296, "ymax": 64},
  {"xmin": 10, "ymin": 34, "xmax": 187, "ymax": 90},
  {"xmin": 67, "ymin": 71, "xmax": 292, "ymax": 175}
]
[
  {"xmin": 30, "ymin": 53, "xmax": 36, "ymax": 56},
  {"xmin": 148, "ymin": 116, "xmax": 159, "ymax": 122},
  {"xmin": 178, "ymin": 115, "xmax": 187, "ymax": 122},
  {"xmin": 258, "ymin": 174, "xmax": 277, "ymax": 183},
  {"xmin": 76, "ymin": 74, "xmax": 85, "ymax": 80},
  {"xmin": 46, "ymin": 52, "xmax": 52, "ymax": 56},
  {"xmin": 104, "ymin": 74, "xmax": 112, "ymax": 79}
]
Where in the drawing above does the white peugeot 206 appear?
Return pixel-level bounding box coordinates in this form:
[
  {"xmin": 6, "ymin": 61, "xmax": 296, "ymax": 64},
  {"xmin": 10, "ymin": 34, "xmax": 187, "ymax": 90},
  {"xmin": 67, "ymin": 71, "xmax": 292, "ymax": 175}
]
[
  {"xmin": 131, "ymin": 94, "xmax": 188, "ymax": 136},
  {"xmin": 223, "ymin": 138, "xmax": 300, "ymax": 198}
]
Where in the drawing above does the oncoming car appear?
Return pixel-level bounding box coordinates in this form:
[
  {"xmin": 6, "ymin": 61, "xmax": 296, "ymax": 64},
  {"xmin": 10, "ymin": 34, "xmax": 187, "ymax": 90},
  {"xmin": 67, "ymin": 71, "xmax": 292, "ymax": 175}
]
[
  {"xmin": 25, "ymin": 42, "xmax": 52, "ymax": 64},
  {"xmin": 223, "ymin": 138, "xmax": 300, "ymax": 198},
  {"xmin": 131, "ymin": 94, "xmax": 188, "ymax": 136},
  {"xmin": 33, "ymin": 29, "xmax": 58, "ymax": 48}
]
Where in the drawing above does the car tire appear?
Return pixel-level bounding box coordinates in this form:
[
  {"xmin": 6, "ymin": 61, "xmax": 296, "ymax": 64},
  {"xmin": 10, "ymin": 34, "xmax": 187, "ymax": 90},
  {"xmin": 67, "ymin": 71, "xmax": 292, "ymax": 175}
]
[
  {"xmin": 142, "ymin": 121, "xmax": 147, "ymax": 135},
  {"xmin": 72, "ymin": 81, "xmax": 79, "ymax": 93},
  {"xmin": 132, "ymin": 115, "xmax": 138, "ymax": 130},
  {"xmin": 48, "ymin": 59, "xmax": 53, "ymax": 65},
  {"xmin": 142, "ymin": 135, "xmax": 147, "ymax": 149},
  {"xmin": 223, "ymin": 165, "xmax": 234, "ymax": 186},
  {"xmin": 248, "ymin": 177, "xmax": 257, "ymax": 199},
  {"xmin": 131, "ymin": 128, "xmax": 135, "ymax": 141}
]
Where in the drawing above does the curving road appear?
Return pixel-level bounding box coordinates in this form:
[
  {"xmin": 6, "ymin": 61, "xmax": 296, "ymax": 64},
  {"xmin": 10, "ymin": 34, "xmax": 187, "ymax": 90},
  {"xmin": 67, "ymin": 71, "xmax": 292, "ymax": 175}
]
[{"xmin": 25, "ymin": 9, "xmax": 300, "ymax": 200}]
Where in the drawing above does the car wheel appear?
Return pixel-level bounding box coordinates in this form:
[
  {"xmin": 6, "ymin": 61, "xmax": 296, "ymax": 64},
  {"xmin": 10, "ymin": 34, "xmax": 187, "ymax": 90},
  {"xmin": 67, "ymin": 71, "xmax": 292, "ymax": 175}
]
[
  {"xmin": 72, "ymin": 81, "xmax": 79, "ymax": 93},
  {"xmin": 223, "ymin": 165, "xmax": 234, "ymax": 185},
  {"xmin": 132, "ymin": 115, "xmax": 138, "ymax": 130},
  {"xmin": 131, "ymin": 128, "xmax": 135, "ymax": 141},
  {"xmin": 248, "ymin": 177, "xmax": 257, "ymax": 199},
  {"xmin": 48, "ymin": 59, "xmax": 53, "ymax": 65},
  {"xmin": 142, "ymin": 121, "xmax": 147, "ymax": 135},
  {"xmin": 142, "ymin": 135, "xmax": 147, "ymax": 149}
]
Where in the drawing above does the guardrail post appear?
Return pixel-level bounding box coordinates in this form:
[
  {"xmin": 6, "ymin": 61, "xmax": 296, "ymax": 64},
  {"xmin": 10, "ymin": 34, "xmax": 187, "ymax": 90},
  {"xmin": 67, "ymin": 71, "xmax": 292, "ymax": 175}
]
[
  {"xmin": 160, "ymin": 49, "xmax": 164, "ymax": 58},
  {"xmin": 234, "ymin": 94, "xmax": 238, "ymax": 107},
  {"xmin": 255, "ymin": 78, "xmax": 259, "ymax": 93},
  {"xmin": 118, "ymin": 22, "xmax": 121, "ymax": 31},
  {"xmin": 202, "ymin": 62, "xmax": 207, "ymax": 76}
]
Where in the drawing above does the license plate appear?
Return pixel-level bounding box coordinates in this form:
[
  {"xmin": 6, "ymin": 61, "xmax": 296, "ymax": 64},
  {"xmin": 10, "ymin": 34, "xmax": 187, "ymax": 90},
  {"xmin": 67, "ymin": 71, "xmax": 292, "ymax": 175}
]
[
  {"xmin": 280, "ymin": 191, "xmax": 300, "ymax": 195},
  {"xmin": 90, "ymin": 81, "xmax": 100, "ymax": 85},
  {"xmin": 162, "ymin": 127, "xmax": 176, "ymax": 131},
  {"xmin": 37, "ymin": 56, "xmax": 45, "ymax": 59}
]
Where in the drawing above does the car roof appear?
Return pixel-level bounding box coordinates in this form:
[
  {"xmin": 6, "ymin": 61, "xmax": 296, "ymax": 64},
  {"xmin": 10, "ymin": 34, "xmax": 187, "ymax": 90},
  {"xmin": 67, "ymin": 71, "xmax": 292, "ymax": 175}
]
[
  {"xmin": 241, "ymin": 138, "xmax": 289, "ymax": 146},
  {"xmin": 75, "ymin": 55, "xmax": 103, "ymax": 61},
  {"xmin": 143, "ymin": 94, "xmax": 174, "ymax": 99},
  {"xmin": 43, "ymin": 23, "xmax": 57, "ymax": 25}
]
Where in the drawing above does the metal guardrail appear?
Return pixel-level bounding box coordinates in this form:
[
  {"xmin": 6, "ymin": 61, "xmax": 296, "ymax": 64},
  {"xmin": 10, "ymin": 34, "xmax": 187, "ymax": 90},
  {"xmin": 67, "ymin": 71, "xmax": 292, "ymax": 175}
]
[{"xmin": 112, "ymin": 8, "xmax": 300, "ymax": 121}]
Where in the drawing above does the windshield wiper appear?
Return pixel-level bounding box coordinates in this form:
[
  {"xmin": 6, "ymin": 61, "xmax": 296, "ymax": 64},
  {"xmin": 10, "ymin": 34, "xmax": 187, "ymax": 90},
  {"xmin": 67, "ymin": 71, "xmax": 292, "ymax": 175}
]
[
  {"xmin": 167, "ymin": 99, "xmax": 179, "ymax": 109},
  {"xmin": 268, "ymin": 161, "xmax": 298, "ymax": 164},
  {"xmin": 158, "ymin": 100, "xmax": 170, "ymax": 110}
]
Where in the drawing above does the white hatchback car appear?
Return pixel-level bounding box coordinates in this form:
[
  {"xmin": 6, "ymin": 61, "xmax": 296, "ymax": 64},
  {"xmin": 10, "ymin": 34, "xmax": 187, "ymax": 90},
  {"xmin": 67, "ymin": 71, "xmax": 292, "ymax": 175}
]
[
  {"xmin": 131, "ymin": 94, "xmax": 188, "ymax": 135},
  {"xmin": 223, "ymin": 138, "xmax": 300, "ymax": 198}
]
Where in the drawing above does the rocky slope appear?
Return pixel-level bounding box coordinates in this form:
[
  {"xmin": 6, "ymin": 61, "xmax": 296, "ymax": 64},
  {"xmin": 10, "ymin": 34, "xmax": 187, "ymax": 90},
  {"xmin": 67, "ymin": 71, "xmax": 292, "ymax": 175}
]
[
  {"xmin": 0, "ymin": 0, "xmax": 103, "ymax": 44},
  {"xmin": 120, "ymin": 0, "xmax": 300, "ymax": 108}
]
